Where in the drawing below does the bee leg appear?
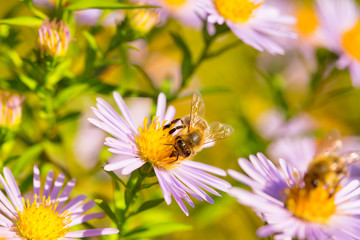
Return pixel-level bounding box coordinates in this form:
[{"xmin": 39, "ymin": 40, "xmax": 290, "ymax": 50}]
[
  {"xmin": 168, "ymin": 153, "xmax": 180, "ymax": 164},
  {"xmin": 163, "ymin": 118, "xmax": 184, "ymax": 130},
  {"xmin": 169, "ymin": 125, "xmax": 186, "ymax": 135}
]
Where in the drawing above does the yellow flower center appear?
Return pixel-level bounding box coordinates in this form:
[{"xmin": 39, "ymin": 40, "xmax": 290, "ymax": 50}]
[
  {"xmin": 135, "ymin": 117, "xmax": 182, "ymax": 168},
  {"xmin": 214, "ymin": 0, "xmax": 262, "ymax": 23},
  {"xmin": 285, "ymin": 185, "xmax": 337, "ymax": 224},
  {"xmin": 162, "ymin": 0, "xmax": 186, "ymax": 6},
  {"xmin": 342, "ymin": 20, "xmax": 360, "ymax": 61},
  {"xmin": 15, "ymin": 195, "xmax": 72, "ymax": 240},
  {"xmin": 296, "ymin": 6, "xmax": 319, "ymax": 36}
]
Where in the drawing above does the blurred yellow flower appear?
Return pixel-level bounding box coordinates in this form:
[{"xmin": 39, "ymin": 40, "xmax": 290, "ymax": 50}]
[
  {"xmin": 213, "ymin": 0, "xmax": 262, "ymax": 23},
  {"xmin": 37, "ymin": 19, "xmax": 71, "ymax": 57},
  {"xmin": 296, "ymin": 6, "xmax": 319, "ymax": 36},
  {"xmin": 0, "ymin": 92, "xmax": 23, "ymax": 129},
  {"xmin": 162, "ymin": 0, "xmax": 186, "ymax": 6},
  {"xmin": 342, "ymin": 20, "xmax": 360, "ymax": 62}
]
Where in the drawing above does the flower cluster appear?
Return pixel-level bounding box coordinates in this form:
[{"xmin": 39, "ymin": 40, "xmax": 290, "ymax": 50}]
[{"xmin": 3, "ymin": 0, "xmax": 360, "ymax": 239}]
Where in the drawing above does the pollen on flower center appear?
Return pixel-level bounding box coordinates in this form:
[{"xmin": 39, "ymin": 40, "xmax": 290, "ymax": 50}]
[
  {"xmin": 163, "ymin": 0, "xmax": 186, "ymax": 6},
  {"xmin": 296, "ymin": 6, "xmax": 319, "ymax": 36},
  {"xmin": 342, "ymin": 20, "xmax": 360, "ymax": 61},
  {"xmin": 15, "ymin": 195, "xmax": 72, "ymax": 240},
  {"xmin": 135, "ymin": 117, "xmax": 182, "ymax": 168},
  {"xmin": 214, "ymin": 0, "xmax": 262, "ymax": 23},
  {"xmin": 285, "ymin": 185, "xmax": 337, "ymax": 224}
]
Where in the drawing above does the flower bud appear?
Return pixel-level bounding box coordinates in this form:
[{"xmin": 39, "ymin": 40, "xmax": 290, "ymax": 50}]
[{"xmin": 38, "ymin": 19, "xmax": 71, "ymax": 57}]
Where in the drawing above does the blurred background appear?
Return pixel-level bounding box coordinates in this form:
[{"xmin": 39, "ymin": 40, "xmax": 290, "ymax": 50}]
[{"xmin": 1, "ymin": 0, "xmax": 360, "ymax": 239}]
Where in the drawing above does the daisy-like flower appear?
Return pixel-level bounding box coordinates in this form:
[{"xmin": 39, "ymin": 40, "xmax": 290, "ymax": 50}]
[
  {"xmin": 256, "ymin": 109, "xmax": 316, "ymax": 140},
  {"xmin": 197, "ymin": 0, "xmax": 297, "ymax": 55},
  {"xmin": 229, "ymin": 151, "xmax": 360, "ymax": 239},
  {"xmin": 151, "ymin": 0, "xmax": 204, "ymax": 28},
  {"xmin": 0, "ymin": 165, "xmax": 119, "ymax": 239},
  {"xmin": 38, "ymin": 19, "xmax": 71, "ymax": 57},
  {"xmin": 317, "ymin": 0, "xmax": 360, "ymax": 87},
  {"xmin": 88, "ymin": 92, "xmax": 231, "ymax": 215}
]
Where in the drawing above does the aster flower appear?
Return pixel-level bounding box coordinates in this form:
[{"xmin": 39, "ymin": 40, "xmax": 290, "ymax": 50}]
[
  {"xmin": 256, "ymin": 109, "xmax": 316, "ymax": 140},
  {"xmin": 38, "ymin": 19, "xmax": 71, "ymax": 57},
  {"xmin": 228, "ymin": 151, "xmax": 360, "ymax": 240},
  {"xmin": 88, "ymin": 92, "xmax": 231, "ymax": 215},
  {"xmin": 0, "ymin": 165, "xmax": 118, "ymax": 239},
  {"xmin": 149, "ymin": 0, "xmax": 205, "ymax": 28},
  {"xmin": 197, "ymin": 0, "xmax": 297, "ymax": 55},
  {"xmin": 317, "ymin": 0, "xmax": 360, "ymax": 87}
]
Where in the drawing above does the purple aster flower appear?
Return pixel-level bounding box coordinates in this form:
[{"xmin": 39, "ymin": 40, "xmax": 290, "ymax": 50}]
[
  {"xmin": 228, "ymin": 152, "xmax": 360, "ymax": 240},
  {"xmin": 256, "ymin": 109, "xmax": 317, "ymax": 140},
  {"xmin": 316, "ymin": 0, "xmax": 360, "ymax": 87},
  {"xmin": 89, "ymin": 92, "xmax": 231, "ymax": 215},
  {"xmin": 0, "ymin": 165, "xmax": 118, "ymax": 239},
  {"xmin": 197, "ymin": 0, "xmax": 297, "ymax": 55},
  {"xmin": 149, "ymin": 0, "xmax": 205, "ymax": 28}
]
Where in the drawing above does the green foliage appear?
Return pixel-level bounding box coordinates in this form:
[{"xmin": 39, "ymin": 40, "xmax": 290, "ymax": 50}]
[
  {"xmin": 0, "ymin": 16, "xmax": 44, "ymax": 27},
  {"xmin": 124, "ymin": 222, "xmax": 192, "ymax": 239}
]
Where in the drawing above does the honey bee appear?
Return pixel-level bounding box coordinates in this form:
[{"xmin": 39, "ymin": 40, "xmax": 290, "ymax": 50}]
[
  {"xmin": 304, "ymin": 130, "xmax": 360, "ymax": 192},
  {"xmin": 164, "ymin": 91, "xmax": 234, "ymax": 160}
]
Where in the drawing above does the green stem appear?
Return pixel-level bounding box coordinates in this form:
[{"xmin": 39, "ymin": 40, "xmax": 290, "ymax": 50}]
[{"xmin": 117, "ymin": 165, "xmax": 153, "ymax": 238}]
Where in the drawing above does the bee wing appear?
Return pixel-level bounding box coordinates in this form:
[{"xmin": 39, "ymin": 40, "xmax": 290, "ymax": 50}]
[
  {"xmin": 204, "ymin": 122, "xmax": 234, "ymax": 144},
  {"xmin": 189, "ymin": 90, "xmax": 206, "ymax": 128},
  {"xmin": 315, "ymin": 130, "xmax": 343, "ymax": 157},
  {"xmin": 341, "ymin": 151, "xmax": 360, "ymax": 165}
]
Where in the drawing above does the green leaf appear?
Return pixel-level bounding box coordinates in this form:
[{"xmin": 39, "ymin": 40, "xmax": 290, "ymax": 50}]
[
  {"xmin": 12, "ymin": 144, "xmax": 43, "ymax": 177},
  {"xmin": 66, "ymin": 0, "xmax": 158, "ymax": 11},
  {"xmin": 57, "ymin": 111, "xmax": 81, "ymax": 123},
  {"xmin": 170, "ymin": 32, "xmax": 193, "ymax": 82},
  {"xmin": 0, "ymin": 16, "xmax": 43, "ymax": 27},
  {"xmin": 124, "ymin": 222, "xmax": 192, "ymax": 239},
  {"xmin": 45, "ymin": 60, "xmax": 71, "ymax": 87},
  {"xmin": 53, "ymin": 84, "xmax": 88, "ymax": 109},
  {"xmin": 132, "ymin": 198, "xmax": 164, "ymax": 216},
  {"xmin": 83, "ymin": 30, "xmax": 103, "ymax": 59},
  {"xmin": 18, "ymin": 74, "xmax": 38, "ymax": 90},
  {"xmin": 94, "ymin": 199, "xmax": 119, "ymax": 227}
]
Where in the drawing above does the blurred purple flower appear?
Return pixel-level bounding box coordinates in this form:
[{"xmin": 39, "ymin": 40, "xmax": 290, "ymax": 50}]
[
  {"xmin": 0, "ymin": 165, "xmax": 118, "ymax": 239},
  {"xmin": 73, "ymin": 112, "xmax": 107, "ymax": 170},
  {"xmin": 89, "ymin": 92, "xmax": 230, "ymax": 215},
  {"xmin": 229, "ymin": 153, "xmax": 360, "ymax": 240},
  {"xmin": 317, "ymin": 0, "xmax": 360, "ymax": 87},
  {"xmin": 256, "ymin": 109, "xmax": 317, "ymax": 140},
  {"xmin": 197, "ymin": 0, "xmax": 297, "ymax": 55},
  {"xmin": 150, "ymin": 0, "xmax": 205, "ymax": 28},
  {"xmin": 268, "ymin": 135, "xmax": 360, "ymax": 179},
  {"xmin": 74, "ymin": 9, "xmax": 103, "ymax": 26}
]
